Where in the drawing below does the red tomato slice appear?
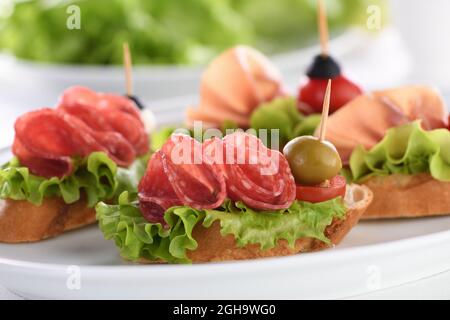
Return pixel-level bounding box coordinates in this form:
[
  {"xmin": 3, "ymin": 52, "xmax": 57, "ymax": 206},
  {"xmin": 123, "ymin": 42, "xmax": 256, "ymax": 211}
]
[
  {"xmin": 296, "ymin": 175, "xmax": 346, "ymax": 203},
  {"xmin": 298, "ymin": 75, "xmax": 363, "ymax": 114}
]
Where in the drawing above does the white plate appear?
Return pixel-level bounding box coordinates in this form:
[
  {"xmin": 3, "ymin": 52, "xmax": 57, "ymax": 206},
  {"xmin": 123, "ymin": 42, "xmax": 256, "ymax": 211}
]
[{"xmin": 0, "ymin": 144, "xmax": 450, "ymax": 299}]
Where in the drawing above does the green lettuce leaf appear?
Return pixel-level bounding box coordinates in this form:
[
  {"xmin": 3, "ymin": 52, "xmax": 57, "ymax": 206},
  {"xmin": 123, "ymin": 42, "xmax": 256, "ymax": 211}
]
[
  {"xmin": 291, "ymin": 114, "xmax": 321, "ymax": 138},
  {"xmin": 249, "ymin": 97, "xmax": 321, "ymax": 148},
  {"xmin": 0, "ymin": 152, "xmax": 149, "ymax": 207},
  {"xmin": 250, "ymin": 97, "xmax": 302, "ymax": 147},
  {"xmin": 96, "ymin": 193, "xmax": 346, "ymax": 263},
  {"xmin": 0, "ymin": 0, "xmax": 385, "ymax": 65},
  {"xmin": 151, "ymin": 126, "xmax": 178, "ymax": 150},
  {"xmin": 115, "ymin": 154, "xmax": 150, "ymax": 198},
  {"xmin": 96, "ymin": 192, "xmax": 202, "ymax": 263},
  {"xmin": 348, "ymin": 121, "xmax": 450, "ymax": 182}
]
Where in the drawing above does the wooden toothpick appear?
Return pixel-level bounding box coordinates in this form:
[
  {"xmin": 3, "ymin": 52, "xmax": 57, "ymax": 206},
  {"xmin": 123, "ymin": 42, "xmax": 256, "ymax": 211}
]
[
  {"xmin": 123, "ymin": 42, "xmax": 133, "ymax": 96},
  {"xmin": 318, "ymin": 79, "xmax": 331, "ymax": 142},
  {"xmin": 317, "ymin": 0, "xmax": 329, "ymax": 57}
]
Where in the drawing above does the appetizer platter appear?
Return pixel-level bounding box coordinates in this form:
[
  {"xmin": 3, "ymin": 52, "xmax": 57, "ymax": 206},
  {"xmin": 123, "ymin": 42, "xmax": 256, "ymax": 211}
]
[{"xmin": 1, "ymin": 0, "xmax": 450, "ymax": 299}]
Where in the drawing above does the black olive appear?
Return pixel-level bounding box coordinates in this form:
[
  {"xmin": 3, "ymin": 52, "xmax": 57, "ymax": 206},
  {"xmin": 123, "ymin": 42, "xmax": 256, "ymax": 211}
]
[
  {"xmin": 306, "ymin": 54, "xmax": 341, "ymax": 79},
  {"xmin": 126, "ymin": 94, "xmax": 145, "ymax": 110}
]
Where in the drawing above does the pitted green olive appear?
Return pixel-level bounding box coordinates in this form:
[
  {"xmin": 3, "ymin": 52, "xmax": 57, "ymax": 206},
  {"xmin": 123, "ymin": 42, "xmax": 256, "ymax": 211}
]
[{"xmin": 283, "ymin": 135, "xmax": 342, "ymax": 185}]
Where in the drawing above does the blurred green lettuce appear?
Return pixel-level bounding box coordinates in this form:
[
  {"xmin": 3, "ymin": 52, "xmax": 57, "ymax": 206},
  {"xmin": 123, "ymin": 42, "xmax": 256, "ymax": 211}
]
[{"xmin": 0, "ymin": 0, "xmax": 387, "ymax": 65}]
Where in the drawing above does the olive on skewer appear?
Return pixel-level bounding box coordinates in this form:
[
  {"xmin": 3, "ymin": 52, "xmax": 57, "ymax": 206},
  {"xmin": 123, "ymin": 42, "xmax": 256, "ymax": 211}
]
[{"xmin": 284, "ymin": 79, "xmax": 346, "ymax": 203}]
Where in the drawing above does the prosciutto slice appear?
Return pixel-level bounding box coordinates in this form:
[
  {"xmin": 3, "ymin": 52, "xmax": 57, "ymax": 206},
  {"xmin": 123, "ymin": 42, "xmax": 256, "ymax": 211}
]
[
  {"xmin": 186, "ymin": 46, "xmax": 285, "ymax": 128},
  {"xmin": 324, "ymin": 86, "xmax": 449, "ymax": 163}
]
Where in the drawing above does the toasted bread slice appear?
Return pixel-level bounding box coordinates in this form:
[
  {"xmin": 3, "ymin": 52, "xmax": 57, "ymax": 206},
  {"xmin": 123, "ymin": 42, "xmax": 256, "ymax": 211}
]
[
  {"xmin": 0, "ymin": 197, "xmax": 96, "ymax": 243},
  {"xmin": 135, "ymin": 184, "xmax": 372, "ymax": 263},
  {"xmin": 362, "ymin": 173, "xmax": 450, "ymax": 219}
]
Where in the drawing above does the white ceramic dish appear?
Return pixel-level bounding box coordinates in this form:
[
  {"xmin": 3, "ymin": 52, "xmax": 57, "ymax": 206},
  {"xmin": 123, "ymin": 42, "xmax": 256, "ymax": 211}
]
[
  {"xmin": 0, "ymin": 144, "xmax": 449, "ymax": 299},
  {"xmin": 1, "ymin": 213, "xmax": 450, "ymax": 300}
]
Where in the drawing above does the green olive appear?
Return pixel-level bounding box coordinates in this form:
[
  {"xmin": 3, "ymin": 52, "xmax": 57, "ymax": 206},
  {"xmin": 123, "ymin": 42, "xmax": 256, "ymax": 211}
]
[{"xmin": 283, "ymin": 135, "xmax": 342, "ymax": 185}]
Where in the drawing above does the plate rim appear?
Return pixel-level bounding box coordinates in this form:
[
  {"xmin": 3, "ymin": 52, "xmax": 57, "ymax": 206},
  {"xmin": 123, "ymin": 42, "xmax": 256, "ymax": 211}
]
[{"xmin": 1, "ymin": 227, "xmax": 449, "ymax": 275}]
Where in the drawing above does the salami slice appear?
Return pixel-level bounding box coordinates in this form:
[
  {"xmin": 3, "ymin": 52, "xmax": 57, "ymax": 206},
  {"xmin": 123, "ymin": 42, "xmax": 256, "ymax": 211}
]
[
  {"xmin": 60, "ymin": 86, "xmax": 141, "ymax": 120},
  {"xmin": 160, "ymin": 134, "xmax": 226, "ymax": 210},
  {"xmin": 11, "ymin": 85, "xmax": 149, "ymax": 179},
  {"xmin": 58, "ymin": 99, "xmax": 107, "ymax": 131},
  {"xmin": 12, "ymin": 138, "xmax": 73, "ymax": 178},
  {"xmin": 58, "ymin": 86, "xmax": 149, "ymax": 156},
  {"xmin": 138, "ymin": 152, "xmax": 182, "ymax": 224},
  {"xmin": 138, "ymin": 134, "xmax": 227, "ymax": 223},
  {"xmin": 202, "ymin": 137, "xmax": 225, "ymax": 169},
  {"xmin": 90, "ymin": 131, "xmax": 136, "ymax": 167},
  {"xmin": 13, "ymin": 108, "xmax": 135, "ymax": 177},
  {"xmin": 14, "ymin": 109, "xmax": 93, "ymax": 159},
  {"xmin": 100, "ymin": 110, "xmax": 149, "ymax": 156},
  {"xmin": 99, "ymin": 93, "xmax": 142, "ymax": 120},
  {"xmin": 222, "ymin": 132, "xmax": 296, "ymax": 210},
  {"xmin": 58, "ymin": 86, "xmax": 98, "ymax": 111}
]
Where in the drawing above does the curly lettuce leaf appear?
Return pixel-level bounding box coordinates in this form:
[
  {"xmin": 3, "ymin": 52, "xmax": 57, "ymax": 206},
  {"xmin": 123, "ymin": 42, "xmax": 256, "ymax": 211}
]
[
  {"xmin": 250, "ymin": 97, "xmax": 321, "ymax": 148},
  {"xmin": 96, "ymin": 192, "xmax": 203, "ymax": 263},
  {"xmin": 96, "ymin": 193, "xmax": 345, "ymax": 263},
  {"xmin": 205, "ymin": 198, "xmax": 345, "ymax": 250},
  {"xmin": 115, "ymin": 154, "xmax": 149, "ymax": 198},
  {"xmin": 291, "ymin": 114, "xmax": 322, "ymax": 138},
  {"xmin": 0, "ymin": 152, "xmax": 149, "ymax": 207},
  {"xmin": 349, "ymin": 121, "xmax": 450, "ymax": 182},
  {"xmin": 250, "ymin": 97, "xmax": 302, "ymax": 147}
]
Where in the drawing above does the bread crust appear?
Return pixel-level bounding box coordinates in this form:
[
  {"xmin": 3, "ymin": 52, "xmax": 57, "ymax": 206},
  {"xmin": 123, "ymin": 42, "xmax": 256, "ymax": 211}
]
[
  {"xmin": 136, "ymin": 184, "xmax": 372, "ymax": 263},
  {"xmin": 0, "ymin": 197, "xmax": 96, "ymax": 243},
  {"xmin": 362, "ymin": 173, "xmax": 450, "ymax": 219}
]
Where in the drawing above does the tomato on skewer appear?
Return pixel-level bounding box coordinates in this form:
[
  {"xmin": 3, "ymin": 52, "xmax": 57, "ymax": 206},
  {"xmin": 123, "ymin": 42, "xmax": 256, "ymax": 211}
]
[
  {"xmin": 295, "ymin": 175, "xmax": 346, "ymax": 203},
  {"xmin": 299, "ymin": 75, "xmax": 362, "ymax": 114},
  {"xmin": 298, "ymin": 55, "xmax": 363, "ymax": 114}
]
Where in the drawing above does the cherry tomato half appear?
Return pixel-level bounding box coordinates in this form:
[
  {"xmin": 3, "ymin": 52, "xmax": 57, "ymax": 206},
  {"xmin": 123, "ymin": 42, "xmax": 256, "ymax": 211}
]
[
  {"xmin": 298, "ymin": 75, "xmax": 363, "ymax": 114},
  {"xmin": 296, "ymin": 175, "xmax": 346, "ymax": 203}
]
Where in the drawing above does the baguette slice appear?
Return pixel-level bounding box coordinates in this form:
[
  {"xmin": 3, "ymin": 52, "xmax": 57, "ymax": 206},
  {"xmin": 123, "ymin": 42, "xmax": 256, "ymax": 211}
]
[
  {"xmin": 135, "ymin": 184, "xmax": 372, "ymax": 263},
  {"xmin": 362, "ymin": 173, "xmax": 450, "ymax": 219},
  {"xmin": 0, "ymin": 197, "xmax": 96, "ymax": 243}
]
